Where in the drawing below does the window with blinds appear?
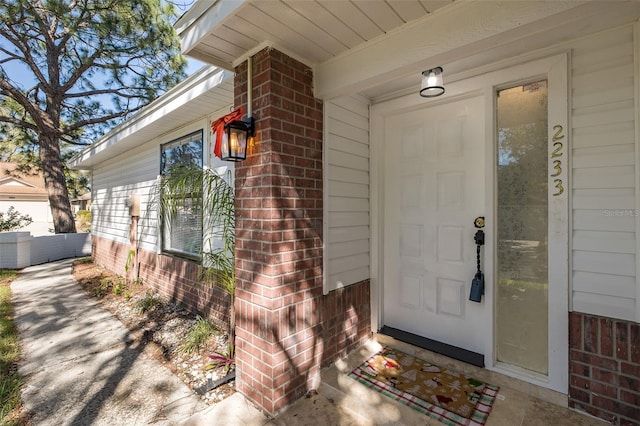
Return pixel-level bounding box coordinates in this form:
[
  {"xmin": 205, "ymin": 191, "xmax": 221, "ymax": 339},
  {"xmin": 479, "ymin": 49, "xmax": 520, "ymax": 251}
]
[{"xmin": 160, "ymin": 130, "xmax": 203, "ymax": 258}]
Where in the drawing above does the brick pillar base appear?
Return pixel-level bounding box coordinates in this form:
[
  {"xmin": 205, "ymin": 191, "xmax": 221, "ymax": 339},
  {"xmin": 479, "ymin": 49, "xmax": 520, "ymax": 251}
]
[{"xmin": 569, "ymin": 312, "xmax": 640, "ymax": 425}]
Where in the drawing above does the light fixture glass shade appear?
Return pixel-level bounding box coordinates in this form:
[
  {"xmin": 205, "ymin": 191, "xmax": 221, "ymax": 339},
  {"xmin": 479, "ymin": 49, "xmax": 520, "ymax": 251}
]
[
  {"xmin": 221, "ymin": 118, "xmax": 254, "ymax": 161},
  {"xmin": 420, "ymin": 67, "xmax": 445, "ymax": 98}
]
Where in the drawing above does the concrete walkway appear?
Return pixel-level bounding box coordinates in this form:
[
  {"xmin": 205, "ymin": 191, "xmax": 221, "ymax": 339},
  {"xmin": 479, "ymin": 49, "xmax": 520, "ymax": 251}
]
[{"xmin": 11, "ymin": 259, "xmax": 209, "ymax": 426}]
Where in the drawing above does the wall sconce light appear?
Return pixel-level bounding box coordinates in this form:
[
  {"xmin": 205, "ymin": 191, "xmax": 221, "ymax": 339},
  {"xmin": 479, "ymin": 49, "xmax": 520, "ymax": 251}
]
[
  {"xmin": 212, "ymin": 56, "xmax": 256, "ymax": 162},
  {"xmin": 420, "ymin": 67, "xmax": 445, "ymax": 98},
  {"xmin": 221, "ymin": 118, "xmax": 254, "ymax": 162}
]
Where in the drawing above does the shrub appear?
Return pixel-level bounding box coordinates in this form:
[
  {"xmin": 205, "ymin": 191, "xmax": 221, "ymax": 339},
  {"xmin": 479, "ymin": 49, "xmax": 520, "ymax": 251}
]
[
  {"xmin": 135, "ymin": 291, "xmax": 162, "ymax": 313},
  {"xmin": 0, "ymin": 207, "xmax": 32, "ymax": 232},
  {"xmin": 75, "ymin": 209, "xmax": 91, "ymax": 233}
]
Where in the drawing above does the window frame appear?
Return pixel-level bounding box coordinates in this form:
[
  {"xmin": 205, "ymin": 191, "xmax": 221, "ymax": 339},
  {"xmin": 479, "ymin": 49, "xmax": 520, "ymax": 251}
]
[{"xmin": 159, "ymin": 129, "xmax": 204, "ymax": 259}]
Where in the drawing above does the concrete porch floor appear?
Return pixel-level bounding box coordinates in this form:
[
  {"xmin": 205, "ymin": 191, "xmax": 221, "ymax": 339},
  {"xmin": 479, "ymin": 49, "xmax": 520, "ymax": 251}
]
[{"xmin": 185, "ymin": 334, "xmax": 610, "ymax": 425}]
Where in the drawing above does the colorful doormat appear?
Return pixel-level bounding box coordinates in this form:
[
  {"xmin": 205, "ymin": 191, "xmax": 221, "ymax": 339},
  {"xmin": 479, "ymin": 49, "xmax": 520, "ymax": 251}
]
[{"xmin": 348, "ymin": 347, "xmax": 499, "ymax": 426}]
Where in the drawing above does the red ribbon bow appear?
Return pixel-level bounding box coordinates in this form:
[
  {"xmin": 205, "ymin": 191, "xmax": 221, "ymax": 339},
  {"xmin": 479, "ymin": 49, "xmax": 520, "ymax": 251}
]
[{"xmin": 211, "ymin": 107, "xmax": 244, "ymax": 159}]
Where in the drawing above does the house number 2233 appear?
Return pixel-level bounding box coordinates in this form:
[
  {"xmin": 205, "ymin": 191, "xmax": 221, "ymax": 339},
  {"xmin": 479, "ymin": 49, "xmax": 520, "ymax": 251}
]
[{"xmin": 550, "ymin": 124, "xmax": 564, "ymax": 196}]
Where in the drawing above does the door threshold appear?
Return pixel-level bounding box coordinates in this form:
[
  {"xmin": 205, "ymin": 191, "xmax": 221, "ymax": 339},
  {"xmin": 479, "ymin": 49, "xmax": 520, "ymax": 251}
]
[{"xmin": 379, "ymin": 325, "xmax": 484, "ymax": 367}]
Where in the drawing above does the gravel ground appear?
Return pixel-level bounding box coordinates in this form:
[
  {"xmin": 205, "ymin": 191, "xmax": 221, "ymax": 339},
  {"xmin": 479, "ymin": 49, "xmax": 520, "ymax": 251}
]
[{"xmin": 72, "ymin": 259, "xmax": 235, "ymax": 405}]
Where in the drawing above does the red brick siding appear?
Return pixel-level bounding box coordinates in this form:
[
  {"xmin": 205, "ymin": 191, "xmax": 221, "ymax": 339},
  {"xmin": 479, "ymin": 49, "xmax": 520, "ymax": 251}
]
[
  {"xmin": 92, "ymin": 235, "xmax": 230, "ymax": 330},
  {"xmin": 569, "ymin": 312, "xmax": 640, "ymax": 425},
  {"xmin": 233, "ymin": 47, "xmax": 371, "ymax": 414}
]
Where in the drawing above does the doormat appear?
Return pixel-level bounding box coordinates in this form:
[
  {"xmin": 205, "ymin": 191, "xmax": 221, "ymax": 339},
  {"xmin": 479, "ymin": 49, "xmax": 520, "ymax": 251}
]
[{"xmin": 348, "ymin": 347, "xmax": 499, "ymax": 426}]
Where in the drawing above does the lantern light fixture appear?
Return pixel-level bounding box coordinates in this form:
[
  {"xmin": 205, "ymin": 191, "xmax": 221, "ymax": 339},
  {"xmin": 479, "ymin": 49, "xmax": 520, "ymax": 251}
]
[
  {"xmin": 221, "ymin": 117, "xmax": 254, "ymax": 162},
  {"xmin": 420, "ymin": 67, "xmax": 445, "ymax": 98},
  {"xmin": 221, "ymin": 55, "xmax": 255, "ymax": 162}
]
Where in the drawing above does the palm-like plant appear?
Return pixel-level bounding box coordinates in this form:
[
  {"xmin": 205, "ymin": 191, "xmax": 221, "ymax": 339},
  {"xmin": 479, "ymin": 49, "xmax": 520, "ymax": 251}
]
[{"xmin": 160, "ymin": 166, "xmax": 237, "ymax": 347}]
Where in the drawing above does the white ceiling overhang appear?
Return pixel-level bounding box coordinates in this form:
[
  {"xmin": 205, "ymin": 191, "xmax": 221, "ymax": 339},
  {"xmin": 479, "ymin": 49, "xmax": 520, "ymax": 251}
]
[
  {"xmin": 70, "ymin": 66, "xmax": 233, "ymax": 170},
  {"xmin": 176, "ymin": 0, "xmax": 640, "ymax": 100}
]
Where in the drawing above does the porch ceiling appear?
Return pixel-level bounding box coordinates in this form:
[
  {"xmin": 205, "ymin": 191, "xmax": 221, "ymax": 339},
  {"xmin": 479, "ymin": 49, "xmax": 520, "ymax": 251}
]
[
  {"xmin": 175, "ymin": 0, "xmax": 453, "ymax": 69},
  {"xmin": 178, "ymin": 1, "xmax": 640, "ymax": 101}
]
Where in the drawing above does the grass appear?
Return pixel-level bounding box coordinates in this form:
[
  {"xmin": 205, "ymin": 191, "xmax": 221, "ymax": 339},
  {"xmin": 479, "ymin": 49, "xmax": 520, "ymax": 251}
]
[
  {"xmin": 182, "ymin": 316, "xmax": 217, "ymax": 354},
  {"xmin": 74, "ymin": 256, "xmax": 93, "ymax": 265},
  {"xmin": 0, "ymin": 269, "xmax": 26, "ymax": 425}
]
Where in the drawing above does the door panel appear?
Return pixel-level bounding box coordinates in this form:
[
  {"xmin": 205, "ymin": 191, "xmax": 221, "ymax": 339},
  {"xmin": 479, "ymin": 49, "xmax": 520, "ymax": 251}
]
[{"xmin": 383, "ymin": 95, "xmax": 486, "ymax": 355}]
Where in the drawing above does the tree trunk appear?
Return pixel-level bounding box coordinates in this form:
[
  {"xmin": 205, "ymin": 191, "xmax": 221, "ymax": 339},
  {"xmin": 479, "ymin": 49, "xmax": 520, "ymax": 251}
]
[{"xmin": 39, "ymin": 133, "xmax": 77, "ymax": 233}]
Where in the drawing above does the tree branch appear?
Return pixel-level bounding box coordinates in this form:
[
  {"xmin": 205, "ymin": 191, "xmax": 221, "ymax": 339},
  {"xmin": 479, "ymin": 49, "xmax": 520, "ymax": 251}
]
[
  {"xmin": 59, "ymin": 134, "xmax": 89, "ymax": 146},
  {"xmin": 64, "ymin": 87, "xmax": 151, "ymax": 98},
  {"xmin": 1, "ymin": 25, "xmax": 50, "ymax": 91},
  {"xmin": 63, "ymin": 104, "xmax": 145, "ymax": 132},
  {"xmin": 0, "ymin": 115, "xmax": 37, "ymax": 131},
  {"xmin": 0, "ymin": 77, "xmax": 46, "ymax": 130}
]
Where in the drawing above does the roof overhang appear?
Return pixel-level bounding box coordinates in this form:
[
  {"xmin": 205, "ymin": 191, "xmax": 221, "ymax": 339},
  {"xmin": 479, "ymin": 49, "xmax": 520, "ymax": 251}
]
[
  {"xmin": 70, "ymin": 66, "xmax": 233, "ymax": 170},
  {"xmin": 176, "ymin": 1, "xmax": 640, "ymax": 101},
  {"xmin": 0, "ymin": 177, "xmax": 37, "ymax": 188}
]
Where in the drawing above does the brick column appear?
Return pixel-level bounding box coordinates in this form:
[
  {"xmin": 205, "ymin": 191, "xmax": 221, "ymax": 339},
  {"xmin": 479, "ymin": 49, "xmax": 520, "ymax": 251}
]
[{"xmin": 233, "ymin": 48, "xmax": 325, "ymax": 413}]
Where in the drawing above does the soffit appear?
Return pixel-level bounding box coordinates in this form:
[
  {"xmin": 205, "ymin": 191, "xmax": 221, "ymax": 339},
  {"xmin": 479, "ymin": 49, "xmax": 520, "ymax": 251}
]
[{"xmin": 177, "ymin": 0, "xmax": 453, "ymax": 68}]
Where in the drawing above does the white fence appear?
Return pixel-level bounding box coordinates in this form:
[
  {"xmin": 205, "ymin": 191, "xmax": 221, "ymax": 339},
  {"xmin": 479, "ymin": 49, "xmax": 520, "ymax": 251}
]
[{"xmin": 0, "ymin": 232, "xmax": 91, "ymax": 269}]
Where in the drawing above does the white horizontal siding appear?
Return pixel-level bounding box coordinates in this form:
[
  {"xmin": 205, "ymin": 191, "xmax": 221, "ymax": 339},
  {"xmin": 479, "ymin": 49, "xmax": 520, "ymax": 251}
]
[
  {"xmin": 573, "ymin": 271, "xmax": 636, "ymax": 299},
  {"xmin": 573, "ymin": 230, "xmax": 635, "ymax": 254},
  {"xmin": 92, "ymin": 139, "xmax": 160, "ymax": 251},
  {"xmin": 572, "ymin": 292, "xmax": 636, "ymax": 322},
  {"xmin": 324, "ymin": 95, "xmax": 370, "ymax": 293},
  {"xmin": 570, "ymin": 24, "xmax": 637, "ymax": 321},
  {"xmin": 573, "ymin": 250, "xmax": 635, "ymax": 277},
  {"xmin": 573, "ymin": 166, "xmax": 634, "ymax": 189}
]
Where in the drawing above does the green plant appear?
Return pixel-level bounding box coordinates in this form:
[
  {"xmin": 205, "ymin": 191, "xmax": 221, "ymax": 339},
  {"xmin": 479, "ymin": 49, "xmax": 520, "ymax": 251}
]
[
  {"xmin": 135, "ymin": 291, "xmax": 162, "ymax": 313},
  {"xmin": 0, "ymin": 270, "xmax": 23, "ymax": 424},
  {"xmin": 160, "ymin": 168, "xmax": 237, "ymax": 340},
  {"xmin": 76, "ymin": 210, "xmax": 91, "ymax": 222},
  {"xmin": 93, "ymin": 278, "xmax": 111, "ymax": 297},
  {"xmin": 125, "ymin": 250, "xmax": 135, "ymax": 274},
  {"xmin": 75, "ymin": 256, "xmax": 93, "ymax": 265},
  {"xmin": 206, "ymin": 341, "xmax": 235, "ymax": 375},
  {"xmin": 181, "ymin": 316, "xmax": 217, "ymax": 354},
  {"xmin": 0, "ymin": 207, "xmax": 33, "ymax": 232},
  {"xmin": 75, "ymin": 210, "xmax": 92, "ymax": 233},
  {"xmin": 161, "ymin": 167, "xmax": 237, "ymax": 373},
  {"xmin": 112, "ymin": 279, "xmax": 126, "ymax": 296}
]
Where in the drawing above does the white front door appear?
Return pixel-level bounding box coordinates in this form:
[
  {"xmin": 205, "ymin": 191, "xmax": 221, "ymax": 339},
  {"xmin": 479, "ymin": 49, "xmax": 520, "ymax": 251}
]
[{"xmin": 383, "ymin": 95, "xmax": 488, "ymax": 356}]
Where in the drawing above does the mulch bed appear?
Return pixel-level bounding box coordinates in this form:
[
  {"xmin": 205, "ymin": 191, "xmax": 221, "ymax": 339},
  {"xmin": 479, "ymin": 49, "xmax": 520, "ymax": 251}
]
[{"xmin": 72, "ymin": 259, "xmax": 235, "ymax": 405}]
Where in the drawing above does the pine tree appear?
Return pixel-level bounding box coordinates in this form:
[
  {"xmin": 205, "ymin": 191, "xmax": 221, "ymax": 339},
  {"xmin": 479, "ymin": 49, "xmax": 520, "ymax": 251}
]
[{"xmin": 0, "ymin": 0, "xmax": 186, "ymax": 232}]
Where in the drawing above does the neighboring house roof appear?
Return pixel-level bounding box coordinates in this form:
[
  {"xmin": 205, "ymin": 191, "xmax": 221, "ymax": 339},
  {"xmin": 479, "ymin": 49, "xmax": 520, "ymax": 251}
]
[
  {"xmin": 70, "ymin": 65, "xmax": 234, "ymax": 169},
  {"xmin": 0, "ymin": 162, "xmax": 48, "ymax": 198},
  {"xmin": 175, "ymin": 1, "xmax": 640, "ymax": 100}
]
